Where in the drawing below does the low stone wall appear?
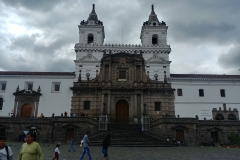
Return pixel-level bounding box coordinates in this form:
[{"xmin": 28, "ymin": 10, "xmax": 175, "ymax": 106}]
[{"xmin": 0, "ymin": 117, "xmax": 99, "ymax": 143}]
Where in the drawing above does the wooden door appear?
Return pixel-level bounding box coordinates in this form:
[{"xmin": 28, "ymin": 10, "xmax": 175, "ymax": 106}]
[
  {"xmin": 211, "ymin": 131, "xmax": 219, "ymax": 142},
  {"xmin": 176, "ymin": 129, "xmax": 184, "ymax": 141},
  {"xmin": 21, "ymin": 104, "xmax": 32, "ymax": 118},
  {"xmin": 65, "ymin": 128, "xmax": 74, "ymax": 143},
  {"xmin": 115, "ymin": 100, "xmax": 129, "ymax": 124}
]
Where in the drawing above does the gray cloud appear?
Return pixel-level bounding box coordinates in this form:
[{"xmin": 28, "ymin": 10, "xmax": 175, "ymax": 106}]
[
  {"xmin": 0, "ymin": 0, "xmax": 240, "ymax": 75},
  {"xmin": 218, "ymin": 44, "xmax": 240, "ymax": 70},
  {"xmin": 2, "ymin": 0, "xmax": 67, "ymax": 12}
]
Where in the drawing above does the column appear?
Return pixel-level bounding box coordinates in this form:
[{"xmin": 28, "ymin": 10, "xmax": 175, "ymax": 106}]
[
  {"xmin": 134, "ymin": 66, "xmax": 136, "ymax": 81},
  {"xmin": 13, "ymin": 101, "xmax": 17, "ymax": 115},
  {"xmin": 101, "ymin": 94, "xmax": 104, "ymax": 113},
  {"xmin": 109, "ymin": 65, "xmax": 111, "ymax": 82},
  {"xmin": 140, "ymin": 65, "xmax": 143, "ymax": 81},
  {"xmin": 35, "ymin": 100, "xmax": 39, "ymax": 117},
  {"xmin": 141, "ymin": 94, "xmax": 143, "ymax": 115},
  {"xmin": 34, "ymin": 101, "xmax": 37, "ymax": 118},
  {"xmin": 107, "ymin": 94, "xmax": 110, "ymax": 114},
  {"xmin": 134, "ymin": 94, "xmax": 137, "ymax": 117},
  {"xmin": 15, "ymin": 101, "xmax": 18, "ymax": 116}
]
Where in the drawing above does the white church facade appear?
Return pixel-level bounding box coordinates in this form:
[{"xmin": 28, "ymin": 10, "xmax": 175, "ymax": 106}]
[{"xmin": 0, "ymin": 4, "xmax": 240, "ymax": 122}]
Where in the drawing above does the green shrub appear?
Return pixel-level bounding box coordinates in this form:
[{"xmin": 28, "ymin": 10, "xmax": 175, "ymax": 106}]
[{"xmin": 228, "ymin": 132, "xmax": 240, "ymax": 145}]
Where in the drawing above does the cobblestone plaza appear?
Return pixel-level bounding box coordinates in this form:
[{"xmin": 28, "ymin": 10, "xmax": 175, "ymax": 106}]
[{"xmin": 8, "ymin": 142, "xmax": 240, "ymax": 160}]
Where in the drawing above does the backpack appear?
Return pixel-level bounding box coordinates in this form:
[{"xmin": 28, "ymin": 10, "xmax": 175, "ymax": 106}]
[{"xmin": 5, "ymin": 145, "xmax": 9, "ymax": 160}]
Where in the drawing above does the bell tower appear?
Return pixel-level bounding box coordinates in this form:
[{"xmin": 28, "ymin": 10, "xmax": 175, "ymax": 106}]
[
  {"xmin": 140, "ymin": 4, "xmax": 168, "ymax": 46},
  {"xmin": 140, "ymin": 5, "xmax": 171, "ymax": 82},
  {"xmin": 78, "ymin": 4, "xmax": 105, "ymax": 45}
]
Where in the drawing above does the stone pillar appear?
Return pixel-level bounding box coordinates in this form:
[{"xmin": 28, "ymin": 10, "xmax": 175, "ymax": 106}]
[
  {"xmin": 13, "ymin": 100, "xmax": 17, "ymax": 116},
  {"xmin": 15, "ymin": 101, "xmax": 19, "ymax": 116},
  {"xmin": 33, "ymin": 101, "xmax": 36, "ymax": 117},
  {"xmin": 107, "ymin": 94, "xmax": 110, "ymax": 114},
  {"xmin": 134, "ymin": 66, "xmax": 136, "ymax": 81},
  {"xmin": 35, "ymin": 100, "xmax": 39, "ymax": 117},
  {"xmin": 109, "ymin": 65, "xmax": 111, "ymax": 82},
  {"xmin": 101, "ymin": 94, "xmax": 104, "ymax": 113},
  {"xmin": 223, "ymin": 103, "xmax": 226, "ymax": 111},
  {"xmin": 134, "ymin": 94, "xmax": 137, "ymax": 116},
  {"xmin": 141, "ymin": 94, "xmax": 143, "ymax": 114},
  {"xmin": 140, "ymin": 65, "xmax": 142, "ymax": 81}
]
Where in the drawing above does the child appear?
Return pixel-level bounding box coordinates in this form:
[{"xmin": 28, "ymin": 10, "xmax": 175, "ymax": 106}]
[{"xmin": 52, "ymin": 144, "xmax": 60, "ymax": 160}]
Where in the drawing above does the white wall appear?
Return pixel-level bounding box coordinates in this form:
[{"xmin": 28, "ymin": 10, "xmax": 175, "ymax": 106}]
[
  {"xmin": 171, "ymin": 81, "xmax": 240, "ymax": 120},
  {"xmin": 0, "ymin": 75, "xmax": 74, "ymax": 117}
]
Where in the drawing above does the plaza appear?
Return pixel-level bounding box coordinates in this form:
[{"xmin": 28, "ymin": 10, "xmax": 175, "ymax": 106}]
[{"xmin": 8, "ymin": 142, "xmax": 240, "ymax": 160}]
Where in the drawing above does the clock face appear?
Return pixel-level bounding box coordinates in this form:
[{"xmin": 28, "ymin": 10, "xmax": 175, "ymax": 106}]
[{"xmin": 87, "ymin": 53, "xmax": 92, "ymax": 59}]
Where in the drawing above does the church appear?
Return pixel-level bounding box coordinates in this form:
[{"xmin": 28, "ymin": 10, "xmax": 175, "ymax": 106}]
[{"xmin": 0, "ymin": 4, "xmax": 240, "ymax": 145}]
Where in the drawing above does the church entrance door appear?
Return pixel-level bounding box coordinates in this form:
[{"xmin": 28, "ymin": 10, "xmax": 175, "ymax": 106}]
[
  {"xmin": 115, "ymin": 100, "xmax": 129, "ymax": 124},
  {"xmin": 21, "ymin": 104, "xmax": 32, "ymax": 118},
  {"xmin": 176, "ymin": 129, "xmax": 185, "ymax": 142}
]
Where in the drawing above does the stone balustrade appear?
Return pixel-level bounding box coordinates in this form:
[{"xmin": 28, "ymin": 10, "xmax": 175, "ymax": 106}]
[{"xmin": 0, "ymin": 116, "xmax": 99, "ymax": 126}]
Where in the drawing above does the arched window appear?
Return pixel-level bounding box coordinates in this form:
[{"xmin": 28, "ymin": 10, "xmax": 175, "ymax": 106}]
[
  {"xmin": 0, "ymin": 98, "xmax": 3, "ymax": 110},
  {"xmin": 88, "ymin": 33, "xmax": 94, "ymax": 44},
  {"xmin": 228, "ymin": 114, "xmax": 237, "ymax": 120},
  {"xmin": 152, "ymin": 34, "xmax": 158, "ymax": 45},
  {"xmin": 215, "ymin": 114, "xmax": 224, "ymax": 120}
]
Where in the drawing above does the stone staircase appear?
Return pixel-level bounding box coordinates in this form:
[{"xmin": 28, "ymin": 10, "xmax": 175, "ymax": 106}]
[{"xmin": 89, "ymin": 124, "xmax": 173, "ymax": 147}]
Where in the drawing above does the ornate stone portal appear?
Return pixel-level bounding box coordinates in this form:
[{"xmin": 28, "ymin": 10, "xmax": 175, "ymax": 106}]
[
  {"xmin": 13, "ymin": 89, "xmax": 42, "ymax": 118},
  {"xmin": 71, "ymin": 52, "xmax": 175, "ymax": 124}
]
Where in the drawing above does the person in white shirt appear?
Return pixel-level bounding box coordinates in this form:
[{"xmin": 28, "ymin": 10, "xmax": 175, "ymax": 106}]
[
  {"xmin": 0, "ymin": 136, "xmax": 13, "ymax": 160},
  {"xmin": 79, "ymin": 131, "xmax": 92, "ymax": 160},
  {"xmin": 52, "ymin": 144, "xmax": 60, "ymax": 160}
]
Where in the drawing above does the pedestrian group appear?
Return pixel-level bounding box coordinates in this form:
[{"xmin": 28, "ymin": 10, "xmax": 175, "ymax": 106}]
[{"xmin": 0, "ymin": 131, "xmax": 112, "ymax": 160}]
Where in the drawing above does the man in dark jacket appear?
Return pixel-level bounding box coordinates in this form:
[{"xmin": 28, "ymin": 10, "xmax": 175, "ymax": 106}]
[{"xmin": 102, "ymin": 134, "xmax": 112, "ymax": 160}]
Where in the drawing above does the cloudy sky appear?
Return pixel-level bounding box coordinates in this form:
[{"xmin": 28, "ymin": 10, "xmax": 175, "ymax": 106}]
[{"xmin": 0, "ymin": 0, "xmax": 240, "ymax": 75}]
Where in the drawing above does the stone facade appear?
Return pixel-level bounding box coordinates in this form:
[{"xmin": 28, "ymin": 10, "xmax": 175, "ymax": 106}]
[
  {"xmin": 71, "ymin": 52, "xmax": 175, "ymax": 124},
  {"xmin": 212, "ymin": 103, "xmax": 239, "ymax": 120}
]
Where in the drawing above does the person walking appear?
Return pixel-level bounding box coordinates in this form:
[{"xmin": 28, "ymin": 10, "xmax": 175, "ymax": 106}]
[
  {"xmin": 0, "ymin": 136, "xmax": 13, "ymax": 160},
  {"xmin": 52, "ymin": 144, "xmax": 60, "ymax": 160},
  {"xmin": 79, "ymin": 131, "xmax": 91, "ymax": 160},
  {"xmin": 68, "ymin": 137, "xmax": 75, "ymax": 152},
  {"xmin": 102, "ymin": 134, "xmax": 112, "ymax": 160},
  {"xmin": 18, "ymin": 133, "xmax": 43, "ymax": 160}
]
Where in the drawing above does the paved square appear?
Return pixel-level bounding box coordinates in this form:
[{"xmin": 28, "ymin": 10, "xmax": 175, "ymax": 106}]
[{"xmin": 8, "ymin": 142, "xmax": 240, "ymax": 160}]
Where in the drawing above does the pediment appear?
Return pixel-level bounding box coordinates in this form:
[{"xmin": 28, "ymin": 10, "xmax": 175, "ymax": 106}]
[
  {"xmin": 77, "ymin": 55, "xmax": 99, "ymax": 63},
  {"xmin": 145, "ymin": 54, "xmax": 169, "ymax": 64},
  {"xmin": 13, "ymin": 90, "xmax": 42, "ymax": 96}
]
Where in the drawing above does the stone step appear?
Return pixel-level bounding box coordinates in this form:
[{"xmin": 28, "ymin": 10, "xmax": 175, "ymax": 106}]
[{"xmin": 87, "ymin": 124, "xmax": 174, "ymax": 147}]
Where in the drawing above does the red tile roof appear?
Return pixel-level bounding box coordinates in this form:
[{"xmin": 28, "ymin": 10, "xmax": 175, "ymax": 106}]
[{"xmin": 170, "ymin": 74, "xmax": 240, "ymax": 79}]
